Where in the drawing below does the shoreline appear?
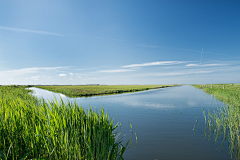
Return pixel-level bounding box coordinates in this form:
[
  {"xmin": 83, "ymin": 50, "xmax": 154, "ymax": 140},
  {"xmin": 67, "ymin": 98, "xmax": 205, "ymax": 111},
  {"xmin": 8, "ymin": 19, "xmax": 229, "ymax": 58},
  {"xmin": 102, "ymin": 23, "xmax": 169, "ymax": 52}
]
[{"xmin": 34, "ymin": 85, "xmax": 180, "ymax": 98}]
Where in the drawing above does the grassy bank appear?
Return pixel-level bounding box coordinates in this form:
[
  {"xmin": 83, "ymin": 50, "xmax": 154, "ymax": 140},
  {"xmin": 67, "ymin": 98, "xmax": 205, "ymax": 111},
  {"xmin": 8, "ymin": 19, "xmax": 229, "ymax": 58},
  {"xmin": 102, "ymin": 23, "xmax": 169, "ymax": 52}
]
[
  {"xmin": 35, "ymin": 85, "xmax": 178, "ymax": 97},
  {"xmin": 193, "ymin": 83, "xmax": 240, "ymax": 108},
  {"xmin": 194, "ymin": 84, "xmax": 240, "ymax": 158},
  {"xmin": 0, "ymin": 85, "xmax": 133, "ymax": 159}
]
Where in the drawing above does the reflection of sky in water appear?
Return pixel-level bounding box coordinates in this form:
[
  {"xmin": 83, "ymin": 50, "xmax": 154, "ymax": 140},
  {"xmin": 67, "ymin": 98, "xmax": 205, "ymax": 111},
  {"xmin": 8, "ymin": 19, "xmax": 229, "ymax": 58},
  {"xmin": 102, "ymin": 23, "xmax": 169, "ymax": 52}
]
[
  {"xmin": 28, "ymin": 87, "xmax": 70, "ymax": 103},
  {"xmin": 29, "ymin": 86, "xmax": 223, "ymax": 111},
  {"xmin": 187, "ymin": 101, "xmax": 196, "ymax": 107},
  {"xmin": 29, "ymin": 87, "xmax": 66, "ymax": 99},
  {"xmin": 28, "ymin": 85, "xmax": 230, "ymax": 160},
  {"xmin": 124, "ymin": 101, "xmax": 172, "ymax": 109}
]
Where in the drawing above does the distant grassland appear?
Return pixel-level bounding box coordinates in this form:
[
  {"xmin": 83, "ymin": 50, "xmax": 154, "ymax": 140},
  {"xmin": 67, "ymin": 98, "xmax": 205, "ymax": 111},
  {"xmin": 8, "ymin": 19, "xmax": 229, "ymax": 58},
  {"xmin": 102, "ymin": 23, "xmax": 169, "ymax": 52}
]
[
  {"xmin": 35, "ymin": 85, "xmax": 178, "ymax": 97},
  {"xmin": 193, "ymin": 83, "xmax": 240, "ymax": 107}
]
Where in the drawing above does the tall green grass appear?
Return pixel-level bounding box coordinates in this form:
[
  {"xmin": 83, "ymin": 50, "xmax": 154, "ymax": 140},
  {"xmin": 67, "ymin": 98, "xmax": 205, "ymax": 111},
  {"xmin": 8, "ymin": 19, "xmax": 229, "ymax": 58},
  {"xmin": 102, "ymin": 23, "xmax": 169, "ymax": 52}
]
[
  {"xmin": 0, "ymin": 86, "xmax": 134, "ymax": 159},
  {"xmin": 194, "ymin": 84, "xmax": 240, "ymax": 159},
  {"xmin": 203, "ymin": 104, "xmax": 240, "ymax": 159}
]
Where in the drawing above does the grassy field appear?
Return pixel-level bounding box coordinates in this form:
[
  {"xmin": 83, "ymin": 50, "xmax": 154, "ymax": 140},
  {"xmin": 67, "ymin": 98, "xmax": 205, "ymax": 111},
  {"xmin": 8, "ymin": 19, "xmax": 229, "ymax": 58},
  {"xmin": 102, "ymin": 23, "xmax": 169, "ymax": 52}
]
[
  {"xmin": 0, "ymin": 85, "xmax": 133, "ymax": 159},
  {"xmin": 193, "ymin": 83, "xmax": 240, "ymax": 108},
  {"xmin": 35, "ymin": 85, "xmax": 178, "ymax": 97}
]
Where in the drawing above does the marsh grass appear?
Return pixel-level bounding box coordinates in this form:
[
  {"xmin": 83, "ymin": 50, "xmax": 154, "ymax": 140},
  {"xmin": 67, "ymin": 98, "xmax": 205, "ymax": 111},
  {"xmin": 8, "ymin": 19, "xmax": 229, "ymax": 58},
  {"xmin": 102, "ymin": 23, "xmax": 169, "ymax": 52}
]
[
  {"xmin": 203, "ymin": 105, "xmax": 240, "ymax": 159},
  {"xmin": 0, "ymin": 86, "xmax": 134, "ymax": 159},
  {"xmin": 35, "ymin": 85, "xmax": 177, "ymax": 97},
  {"xmin": 193, "ymin": 83, "xmax": 240, "ymax": 107},
  {"xmin": 194, "ymin": 84, "xmax": 240, "ymax": 159}
]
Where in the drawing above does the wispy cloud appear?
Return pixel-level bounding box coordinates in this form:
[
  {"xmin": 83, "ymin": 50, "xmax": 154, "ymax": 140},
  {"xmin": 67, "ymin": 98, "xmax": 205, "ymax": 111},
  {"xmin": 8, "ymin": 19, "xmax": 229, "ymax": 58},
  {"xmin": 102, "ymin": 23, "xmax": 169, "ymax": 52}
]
[
  {"xmin": 25, "ymin": 76, "xmax": 40, "ymax": 80},
  {"xmin": 145, "ymin": 70, "xmax": 213, "ymax": 77},
  {"xmin": 172, "ymin": 47, "xmax": 202, "ymax": 53},
  {"xmin": 136, "ymin": 45, "xmax": 205, "ymax": 53},
  {"xmin": 186, "ymin": 63, "xmax": 225, "ymax": 67},
  {"xmin": 0, "ymin": 26, "xmax": 63, "ymax": 36},
  {"xmin": 59, "ymin": 73, "xmax": 67, "ymax": 77},
  {"xmin": 75, "ymin": 73, "xmax": 86, "ymax": 76},
  {"xmin": 123, "ymin": 61, "xmax": 183, "ymax": 68},
  {"xmin": 98, "ymin": 69, "xmax": 135, "ymax": 73},
  {"xmin": 0, "ymin": 67, "xmax": 63, "ymax": 77}
]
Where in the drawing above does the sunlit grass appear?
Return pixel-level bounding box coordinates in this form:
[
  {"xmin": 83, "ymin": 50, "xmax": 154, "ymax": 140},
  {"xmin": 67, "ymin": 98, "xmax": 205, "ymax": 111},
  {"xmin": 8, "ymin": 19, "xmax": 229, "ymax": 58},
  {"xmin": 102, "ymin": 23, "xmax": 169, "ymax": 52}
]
[
  {"xmin": 0, "ymin": 85, "xmax": 134, "ymax": 159},
  {"xmin": 35, "ymin": 85, "xmax": 178, "ymax": 97},
  {"xmin": 193, "ymin": 83, "xmax": 240, "ymax": 107}
]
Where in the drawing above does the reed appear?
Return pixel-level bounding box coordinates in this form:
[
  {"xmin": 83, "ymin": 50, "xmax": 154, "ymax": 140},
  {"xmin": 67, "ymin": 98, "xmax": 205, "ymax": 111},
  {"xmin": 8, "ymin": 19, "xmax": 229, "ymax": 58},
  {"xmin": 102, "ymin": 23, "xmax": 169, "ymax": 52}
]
[
  {"xmin": 194, "ymin": 84, "xmax": 240, "ymax": 159},
  {"xmin": 203, "ymin": 104, "xmax": 240, "ymax": 159},
  {"xmin": 0, "ymin": 85, "xmax": 133, "ymax": 159}
]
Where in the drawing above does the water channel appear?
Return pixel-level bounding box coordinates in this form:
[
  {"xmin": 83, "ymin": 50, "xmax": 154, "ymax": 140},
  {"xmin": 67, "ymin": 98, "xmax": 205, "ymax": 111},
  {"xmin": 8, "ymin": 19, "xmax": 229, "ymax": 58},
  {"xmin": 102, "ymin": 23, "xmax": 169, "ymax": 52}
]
[{"xmin": 29, "ymin": 85, "xmax": 232, "ymax": 160}]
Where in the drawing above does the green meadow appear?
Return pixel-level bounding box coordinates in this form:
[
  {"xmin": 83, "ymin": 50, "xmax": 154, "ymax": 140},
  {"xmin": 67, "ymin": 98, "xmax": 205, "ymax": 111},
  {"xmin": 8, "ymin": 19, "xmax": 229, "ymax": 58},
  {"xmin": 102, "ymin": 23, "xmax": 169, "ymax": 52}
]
[
  {"xmin": 0, "ymin": 85, "xmax": 134, "ymax": 160},
  {"xmin": 35, "ymin": 85, "xmax": 178, "ymax": 97},
  {"xmin": 193, "ymin": 83, "xmax": 240, "ymax": 107},
  {"xmin": 194, "ymin": 83, "xmax": 240, "ymax": 159}
]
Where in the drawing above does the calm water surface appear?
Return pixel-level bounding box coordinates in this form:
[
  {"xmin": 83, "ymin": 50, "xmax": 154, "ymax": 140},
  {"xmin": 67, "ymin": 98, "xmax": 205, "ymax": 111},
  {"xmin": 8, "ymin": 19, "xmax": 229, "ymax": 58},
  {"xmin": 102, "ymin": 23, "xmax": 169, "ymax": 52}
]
[{"xmin": 29, "ymin": 85, "xmax": 232, "ymax": 160}]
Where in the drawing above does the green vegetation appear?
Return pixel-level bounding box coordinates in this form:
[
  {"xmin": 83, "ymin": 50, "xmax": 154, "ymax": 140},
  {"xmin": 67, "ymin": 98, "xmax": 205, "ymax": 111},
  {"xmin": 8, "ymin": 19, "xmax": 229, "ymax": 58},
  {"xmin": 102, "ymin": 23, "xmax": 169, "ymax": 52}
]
[
  {"xmin": 203, "ymin": 104, "xmax": 240, "ymax": 159},
  {"xmin": 35, "ymin": 85, "xmax": 178, "ymax": 97},
  {"xmin": 0, "ymin": 85, "xmax": 134, "ymax": 159},
  {"xmin": 193, "ymin": 84, "xmax": 240, "ymax": 159},
  {"xmin": 193, "ymin": 83, "xmax": 240, "ymax": 107}
]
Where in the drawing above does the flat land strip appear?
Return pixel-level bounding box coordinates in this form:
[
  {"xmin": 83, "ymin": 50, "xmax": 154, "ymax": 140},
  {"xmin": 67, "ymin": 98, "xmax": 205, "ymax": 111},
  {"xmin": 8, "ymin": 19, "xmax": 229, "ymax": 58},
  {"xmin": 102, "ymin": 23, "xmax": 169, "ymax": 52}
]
[
  {"xmin": 36, "ymin": 85, "xmax": 178, "ymax": 97},
  {"xmin": 193, "ymin": 83, "xmax": 240, "ymax": 107}
]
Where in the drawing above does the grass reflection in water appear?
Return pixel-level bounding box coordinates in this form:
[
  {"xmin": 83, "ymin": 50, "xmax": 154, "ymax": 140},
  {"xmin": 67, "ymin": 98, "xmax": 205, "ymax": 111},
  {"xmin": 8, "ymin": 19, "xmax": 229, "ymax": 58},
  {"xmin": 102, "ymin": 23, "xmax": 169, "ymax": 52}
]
[{"xmin": 203, "ymin": 105, "xmax": 240, "ymax": 159}]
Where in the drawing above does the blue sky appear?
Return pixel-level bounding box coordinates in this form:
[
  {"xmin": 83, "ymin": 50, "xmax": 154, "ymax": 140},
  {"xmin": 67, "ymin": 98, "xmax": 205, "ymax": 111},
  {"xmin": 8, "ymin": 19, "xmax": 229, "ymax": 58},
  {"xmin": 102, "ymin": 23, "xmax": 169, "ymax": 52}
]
[{"xmin": 0, "ymin": 0, "xmax": 239, "ymax": 85}]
